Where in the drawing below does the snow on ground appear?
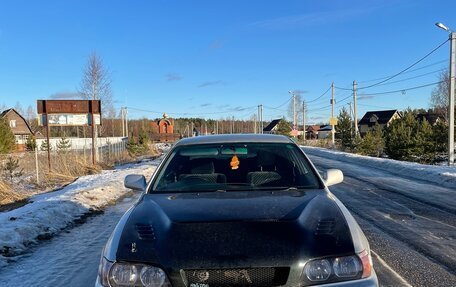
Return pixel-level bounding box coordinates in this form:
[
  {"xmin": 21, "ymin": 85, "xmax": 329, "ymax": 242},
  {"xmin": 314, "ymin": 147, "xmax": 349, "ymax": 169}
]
[
  {"xmin": 0, "ymin": 158, "xmax": 161, "ymax": 268},
  {"xmin": 302, "ymin": 146, "xmax": 456, "ymax": 189}
]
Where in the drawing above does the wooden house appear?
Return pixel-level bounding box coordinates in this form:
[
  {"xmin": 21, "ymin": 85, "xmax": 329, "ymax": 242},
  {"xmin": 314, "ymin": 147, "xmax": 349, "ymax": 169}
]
[
  {"xmin": 0, "ymin": 108, "xmax": 34, "ymax": 151},
  {"xmin": 358, "ymin": 110, "xmax": 401, "ymax": 136}
]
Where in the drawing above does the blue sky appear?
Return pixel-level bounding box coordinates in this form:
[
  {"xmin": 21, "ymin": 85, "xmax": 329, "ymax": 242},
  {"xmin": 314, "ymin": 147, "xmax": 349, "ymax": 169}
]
[{"xmin": 0, "ymin": 0, "xmax": 455, "ymax": 123}]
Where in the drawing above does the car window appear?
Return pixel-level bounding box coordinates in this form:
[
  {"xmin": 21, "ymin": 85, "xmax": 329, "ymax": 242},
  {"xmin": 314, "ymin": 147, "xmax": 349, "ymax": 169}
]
[{"xmin": 151, "ymin": 143, "xmax": 321, "ymax": 192}]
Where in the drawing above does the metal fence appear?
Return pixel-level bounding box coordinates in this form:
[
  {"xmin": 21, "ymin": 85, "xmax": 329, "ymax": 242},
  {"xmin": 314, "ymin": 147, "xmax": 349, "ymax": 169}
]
[{"xmin": 0, "ymin": 139, "xmax": 129, "ymax": 187}]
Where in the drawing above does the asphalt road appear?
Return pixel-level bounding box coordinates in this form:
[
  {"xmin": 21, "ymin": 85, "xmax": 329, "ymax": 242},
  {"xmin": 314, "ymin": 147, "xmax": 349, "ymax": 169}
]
[
  {"xmin": 1, "ymin": 152, "xmax": 455, "ymax": 286},
  {"xmin": 308, "ymin": 153, "xmax": 456, "ymax": 287}
]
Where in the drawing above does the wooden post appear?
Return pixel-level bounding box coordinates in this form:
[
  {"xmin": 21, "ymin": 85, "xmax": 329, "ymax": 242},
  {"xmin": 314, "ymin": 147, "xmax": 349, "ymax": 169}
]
[
  {"xmin": 91, "ymin": 100, "xmax": 96, "ymax": 165},
  {"xmin": 35, "ymin": 146, "xmax": 40, "ymax": 184},
  {"xmin": 44, "ymin": 100, "xmax": 51, "ymax": 171}
]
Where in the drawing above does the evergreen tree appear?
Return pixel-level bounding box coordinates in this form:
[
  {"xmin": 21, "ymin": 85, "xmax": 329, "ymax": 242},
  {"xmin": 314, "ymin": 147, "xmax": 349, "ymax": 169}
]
[
  {"xmin": 384, "ymin": 109, "xmax": 439, "ymax": 162},
  {"xmin": 417, "ymin": 119, "xmax": 434, "ymax": 163},
  {"xmin": 57, "ymin": 136, "xmax": 72, "ymax": 152},
  {"xmin": 2, "ymin": 156, "xmax": 23, "ymax": 183},
  {"xmin": 0, "ymin": 118, "xmax": 16, "ymax": 154},
  {"xmin": 25, "ymin": 136, "xmax": 37, "ymax": 151},
  {"xmin": 138, "ymin": 129, "xmax": 149, "ymax": 146},
  {"xmin": 40, "ymin": 140, "xmax": 52, "ymax": 151},
  {"xmin": 275, "ymin": 118, "xmax": 291, "ymax": 136},
  {"xmin": 432, "ymin": 121, "xmax": 447, "ymax": 157},
  {"xmin": 356, "ymin": 124, "xmax": 384, "ymax": 157},
  {"xmin": 385, "ymin": 110, "xmax": 417, "ymax": 161},
  {"xmin": 336, "ymin": 107, "xmax": 353, "ymax": 150}
]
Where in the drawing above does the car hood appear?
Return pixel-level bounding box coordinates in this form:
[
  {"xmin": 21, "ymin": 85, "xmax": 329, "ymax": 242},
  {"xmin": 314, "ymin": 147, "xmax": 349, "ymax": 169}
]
[{"xmin": 115, "ymin": 190, "xmax": 354, "ymax": 269}]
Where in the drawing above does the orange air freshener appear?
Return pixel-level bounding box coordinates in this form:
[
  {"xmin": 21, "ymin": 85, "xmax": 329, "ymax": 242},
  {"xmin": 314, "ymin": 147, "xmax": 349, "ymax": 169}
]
[{"xmin": 230, "ymin": 155, "xmax": 240, "ymax": 170}]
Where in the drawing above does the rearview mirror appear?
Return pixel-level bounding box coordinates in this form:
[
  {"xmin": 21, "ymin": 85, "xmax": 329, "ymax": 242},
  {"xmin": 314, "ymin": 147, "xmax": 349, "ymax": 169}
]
[
  {"xmin": 324, "ymin": 169, "xmax": 344, "ymax": 187},
  {"xmin": 124, "ymin": 174, "xmax": 147, "ymax": 191}
]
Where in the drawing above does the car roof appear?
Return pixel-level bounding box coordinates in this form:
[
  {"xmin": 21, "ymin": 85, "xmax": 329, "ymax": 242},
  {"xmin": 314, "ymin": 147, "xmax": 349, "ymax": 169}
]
[{"xmin": 174, "ymin": 134, "xmax": 294, "ymax": 147}]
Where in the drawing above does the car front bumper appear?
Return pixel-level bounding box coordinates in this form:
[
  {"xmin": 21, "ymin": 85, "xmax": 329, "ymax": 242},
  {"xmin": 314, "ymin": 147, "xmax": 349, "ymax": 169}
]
[{"xmin": 95, "ymin": 271, "xmax": 378, "ymax": 287}]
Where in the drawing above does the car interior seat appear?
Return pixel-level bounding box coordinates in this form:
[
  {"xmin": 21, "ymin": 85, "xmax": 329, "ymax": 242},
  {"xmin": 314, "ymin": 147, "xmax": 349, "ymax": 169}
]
[
  {"xmin": 179, "ymin": 158, "xmax": 226, "ymax": 183},
  {"xmin": 247, "ymin": 151, "xmax": 282, "ymax": 186}
]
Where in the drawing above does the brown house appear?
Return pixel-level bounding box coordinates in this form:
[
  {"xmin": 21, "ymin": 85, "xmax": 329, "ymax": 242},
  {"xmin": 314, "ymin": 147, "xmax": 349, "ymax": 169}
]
[
  {"xmin": 306, "ymin": 125, "xmax": 321, "ymax": 139},
  {"xmin": 0, "ymin": 108, "xmax": 34, "ymax": 151},
  {"xmin": 358, "ymin": 109, "xmax": 401, "ymax": 136}
]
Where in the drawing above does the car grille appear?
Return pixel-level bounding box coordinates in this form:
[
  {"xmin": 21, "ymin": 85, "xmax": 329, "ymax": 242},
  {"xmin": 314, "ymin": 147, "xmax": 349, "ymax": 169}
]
[{"xmin": 181, "ymin": 267, "xmax": 289, "ymax": 287}]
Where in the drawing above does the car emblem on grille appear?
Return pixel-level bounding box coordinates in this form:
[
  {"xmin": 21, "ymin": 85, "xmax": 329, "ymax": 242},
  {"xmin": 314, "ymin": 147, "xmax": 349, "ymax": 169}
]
[
  {"xmin": 131, "ymin": 242, "xmax": 137, "ymax": 253},
  {"xmin": 195, "ymin": 271, "xmax": 209, "ymax": 282},
  {"xmin": 224, "ymin": 269, "xmax": 252, "ymax": 283}
]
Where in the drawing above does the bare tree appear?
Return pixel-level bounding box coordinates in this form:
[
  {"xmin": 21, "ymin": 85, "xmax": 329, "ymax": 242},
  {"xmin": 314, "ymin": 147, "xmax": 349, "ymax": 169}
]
[
  {"xmin": 79, "ymin": 53, "xmax": 113, "ymax": 113},
  {"xmin": 14, "ymin": 102, "xmax": 25, "ymax": 116},
  {"xmin": 79, "ymin": 53, "xmax": 114, "ymax": 160},
  {"xmin": 26, "ymin": 105, "xmax": 35, "ymax": 122},
  {"xmin": 430, "ymin": 69, "xmax": 451, "ymax": 120}
]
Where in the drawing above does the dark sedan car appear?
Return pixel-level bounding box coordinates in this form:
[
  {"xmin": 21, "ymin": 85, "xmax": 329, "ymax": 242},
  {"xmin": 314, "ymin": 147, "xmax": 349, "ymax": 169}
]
[{"xmin": 96, "ymin": 134, "xmax": 378, "ymax": 287}]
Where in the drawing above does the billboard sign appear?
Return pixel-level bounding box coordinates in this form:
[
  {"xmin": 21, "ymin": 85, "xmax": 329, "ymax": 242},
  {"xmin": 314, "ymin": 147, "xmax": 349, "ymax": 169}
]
[
  {"xmin": 39, "ymin": 114, "xmax": 101, "ymax": 126},
  {"xmin": 37, "ymin": 100, "xmax": 101, "ymax": 126}
]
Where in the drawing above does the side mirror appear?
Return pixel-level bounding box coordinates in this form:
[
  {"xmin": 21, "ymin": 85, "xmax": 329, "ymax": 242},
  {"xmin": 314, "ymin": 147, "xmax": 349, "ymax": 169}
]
[
  {"xmin": 124, "ymin": 174, "xmax": 147, "ymax": 191},
  {"xmin": 324, "ymin": 169, "xmax": 344, "ymax": 187}
]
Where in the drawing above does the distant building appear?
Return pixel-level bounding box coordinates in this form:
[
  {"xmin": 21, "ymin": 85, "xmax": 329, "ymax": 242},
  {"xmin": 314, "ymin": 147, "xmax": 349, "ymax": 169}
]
[
  {"xmin": 150, "ymin": 113, "xmax": 180, "ymax": 142},
  {"xmin": 416, "ymin": 113, "xmax": 443, "ymax": 126},
  {"xmin": 317, "ymin": 125, "xmax": 333, "ymax": 139},
  {"xmin": 263, "ymin": 119, "xmax": 282, "ymax": 134},
  {"xmin": 0, "ymin": 108, "xmax": 34, "ymax": 151},
  {"xmin": 306, "ymin": 125, "xmax": 321, "ymax": 139},
  {"xmin": 358, "ymin": 109, "xmax": 401, "ymax": 136}
]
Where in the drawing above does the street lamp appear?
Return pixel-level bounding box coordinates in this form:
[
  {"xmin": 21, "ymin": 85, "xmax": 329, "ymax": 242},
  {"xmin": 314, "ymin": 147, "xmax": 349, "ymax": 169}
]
[{"xmin": 435, "ymin": 22, "xmax": 455, "ymax": 166}]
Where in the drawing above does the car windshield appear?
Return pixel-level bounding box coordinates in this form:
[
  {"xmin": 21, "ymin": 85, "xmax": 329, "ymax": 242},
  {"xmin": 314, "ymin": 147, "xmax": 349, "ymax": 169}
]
[{"xmin": 151, "ymin": 142, "xmax": 321, "ymax": 193}]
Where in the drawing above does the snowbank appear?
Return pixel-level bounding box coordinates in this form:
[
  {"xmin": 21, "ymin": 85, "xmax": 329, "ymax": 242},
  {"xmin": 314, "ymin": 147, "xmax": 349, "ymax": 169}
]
[
  {"xmin": 0, "ymin": 159, "xmax": 160, "ymax": 268},
  {"xmin": 302, "ymin": 146, "xmax": 456, "ymax": 188}
]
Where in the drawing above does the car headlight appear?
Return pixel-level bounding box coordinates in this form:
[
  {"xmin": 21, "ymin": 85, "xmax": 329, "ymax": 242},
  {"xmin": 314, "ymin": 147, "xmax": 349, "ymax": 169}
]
[
  {"xmin": 303, "ymin": 250, "xmax": 372, "ymax": 285},
  {"xmin": 98, "ymin": 257, "xmax": 170, "ymax": 287}
]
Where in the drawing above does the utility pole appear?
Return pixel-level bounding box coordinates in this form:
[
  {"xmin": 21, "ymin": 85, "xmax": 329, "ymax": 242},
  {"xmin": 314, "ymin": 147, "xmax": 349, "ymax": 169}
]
[
  {"xmin": 331, "ymin": 82, "xmax": 335, "ymax": 146},
  {"xmin": 125, "ymin": 107, "xmax": 129, "ymax": 138},
  {"xmin": 254, "ymin": 114, "xmax": 257, "ymax": 134},
  {"xmin": 260, "ymin": 104, "xmax": 264, "ymax": 134},
  {"xmin": 216, "ymin": 120, "xmax": 219, "ymax": 135},
  {"xmin": 353, "ymin": 80, "xmax": 359, "ymax": 136},
  {"xmin": 302, "ymin": 100, "xmax": 306, "ymax": 143},
  {"xmin": 231, "ymin": 116, "xmax": 234, "ymax": 134},
  {"xmin": 449, "ymin": 31, "xmax": 456, "ymax": 165},
  {"xmin": 121, "ymin": 107, "xmax": 125, "ymax": 137},
  {"xmin": 257, "ymin": 105, "xmax": 261, "ymax": 133},
  {"xmin": 293, "ymin": 94, "xmax": 296, "ymax": 131}
]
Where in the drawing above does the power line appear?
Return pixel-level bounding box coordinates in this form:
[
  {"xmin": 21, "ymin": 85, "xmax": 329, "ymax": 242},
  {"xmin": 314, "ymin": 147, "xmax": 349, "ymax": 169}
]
[
  {"xmin": 263, "ymin": 105, "xmax": 287, "ymax": 112},
  {"xmin": 336, "ymin": 68, "xmax": 445, "ymax": 91},
  {"xmin": 306, "ymin": 85, "xmax": 332, "ymax": 103},
  {"xmin": 358, "ymin": 81, "xmax": 443, "ymax": 96},
  {"xmin": 357, "ymin": 103, "xmax": 396, "ymax": 109},
  {"xmin": 357, "ymin": 59, "xmax": 447, "ymax": 84},
  {"xmin": 271, "ymin": 96, "xmax": 293, "ymax": 109},
  {"xmin": 370, "ymin": 68, "xmax": 446, "ymax": 87},
  {"xmin": 357, "ymin": 39, "xmax": 448, "ymax": 90},
  {"xmin": 126, "ymin": 105, "xmax": 257, "ymax": 117}
]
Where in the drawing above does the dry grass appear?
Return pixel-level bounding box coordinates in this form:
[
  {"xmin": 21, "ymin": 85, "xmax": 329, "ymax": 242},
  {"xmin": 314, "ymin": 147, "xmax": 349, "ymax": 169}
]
[
  {"xmin": 0, "ymin": 180, "xmax": 25, "ymax": 206},
  {"xmin": 0, "ymin": 143, "xmax": 161, "ymax": 207}
]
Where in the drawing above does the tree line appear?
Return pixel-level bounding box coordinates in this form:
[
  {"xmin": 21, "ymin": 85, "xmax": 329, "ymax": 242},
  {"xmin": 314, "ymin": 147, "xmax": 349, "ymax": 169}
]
[{"xmin": 336, "ymin": 107, "xmax": 450, "ymax": 164}]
